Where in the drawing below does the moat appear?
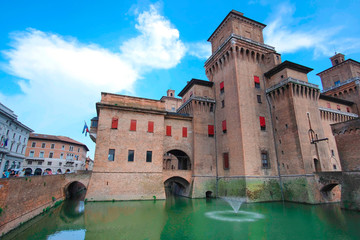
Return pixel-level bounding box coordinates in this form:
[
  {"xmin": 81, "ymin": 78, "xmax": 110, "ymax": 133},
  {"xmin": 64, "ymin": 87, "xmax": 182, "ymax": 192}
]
[{"xmin": 3, "ymin": 197, "xmax": 360, "ymax": 240}]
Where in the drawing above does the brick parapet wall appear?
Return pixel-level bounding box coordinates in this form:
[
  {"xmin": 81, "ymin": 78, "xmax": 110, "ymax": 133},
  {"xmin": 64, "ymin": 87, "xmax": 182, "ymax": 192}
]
[{"xmin": 0, "ymin": 172, "xmax": 91, "ymax": 235}]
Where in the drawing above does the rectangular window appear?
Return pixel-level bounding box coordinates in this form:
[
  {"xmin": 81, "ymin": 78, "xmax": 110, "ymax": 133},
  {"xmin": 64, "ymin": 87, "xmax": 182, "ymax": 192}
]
[
  {"xmin": 222, "ymin": 120, "xmax": 227, "ymax": 133},
  {"xmin": 148, "ymin": 121, "xmax": 154, "ymax": 133},
  {"xmin": 346, "ymin": 107, "xmax": 350, "ymax": 112},
  {"xmin": 221, "ymin": 100, "xmax": 225, "ymax": 108},
  {"xmin": 51, "ymin": 143, "xmax": 55, "ymax": 149},
  {"xmin": 259, "ymin": 116, "xmax": 266, "ymax": 131},
  {"xmin": 208, "ymin": 125, "xmax": 214, "ymax": 137},
  {"xmin": 62, "ymin": 145, "xmax": 65, "ymax": 150},
  {"xmin": 108, "ymin": 149, "xmax": 115, "ymax": 161},
  {"xmin": 49, "ymin": 152, "xmax": 53, "ymax": 158},
  {"xmin": 190, "ymin": 91, "xmax": 193, "ymax": 97},
  {"xmin": 29, "ymin": 150, "xmax": 34, "ymax": 157},
  {"xmin": 111, "ymin": 117, "xmax": 118, "ymax": 129},
  {"xmin": 130, "ymin": 119, "xmax": 137, "ymax": 131},
  {"xmin": 39, "ymin": 151, "xmax": 44, "ymax": 158},
  {"xmin": 220, "ymin": 81, "xmax": 224, "ymax": 94},
  {"xmin": 31, "ymin": 142, "xmax": 36, "ymax": 148},
  {"xmin": 261, "ymin": 151, "xmax": 270, "ymax": 168},
  {"xmin": 27, "ymin": 160, "xmax": 32, "ymax": 165},
  {"xmin": 78, "ymin": 147, "xmax": 80, "ymax": 152},
  {"xmin": 59, "ymin": 162, "xmax": 62, "ymax": 166},
  {"xmin": 254, "ymin": 76, "xmax": 260, "ymax": 88},
  {"xmin": 69, "ymin": 146, "xmax": 74, "ymax": 151},
  {"xmin": 146, "ymin": 151, "xmax": 152, "ymax": 162},
  {"xmin": 257, "ymin": 95, "xmax": 262, "ymax": 103},
  {"xmin": 331, "ymin": 149, "xmax": 335, "ymax": 156},
  {"xmin": 41, "ymin": 143, "xmax": 46, "ymax": 148},
  {"xmin": 60, "ymin": 153, "xmax": 64, "ymax": 159},
  {"xmin": 334, "ymin": 80, "xmax": 340, "ymax": 85},
  {"xmin": 337, "ymin": 105, "xmax": 341, "ymax": 110},
  {"xmin": 327, "ymin": 103, "xmax": 331, "ymax": 108},
  {"xmin": 182, "ymin": 127, "xmax": 187, "ymax": 138},
  {"xmin": 128, "ymin": 150, "xmax": 134, "ymax": 162},
  {"xmin": 47, "ymin": 161, "xmax": 52, "ymax": 166},
  {"xmin": 38, "ymin": 161, "xmax": 42, "ymax": 165},
  {"xmin": 166, "ymin": 126, "xmax": 172, "ymax": 136},
  {"xmin": 223, "ymin": 152, "xmax": 229, "ymax": 170}
]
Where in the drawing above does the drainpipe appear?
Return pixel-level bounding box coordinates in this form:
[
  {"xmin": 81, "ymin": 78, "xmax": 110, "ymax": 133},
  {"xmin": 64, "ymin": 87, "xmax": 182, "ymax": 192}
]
[
  {"xmin": 213, "ymin": 102, "xmax": 219, "ymax": 198},
  {"xmin": 266, "ymin": 94, "xmax": 285, "ymax": 202}
]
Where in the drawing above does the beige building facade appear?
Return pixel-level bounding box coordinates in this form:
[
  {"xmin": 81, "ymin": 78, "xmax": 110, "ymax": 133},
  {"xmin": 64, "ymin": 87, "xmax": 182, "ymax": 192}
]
[
  {"xmin": 23, "ymin": 133, "xmax": 89, "ymax": 175},
  {"xmin": 86, "ymin": 10, "xmax": 359, "ymax": 203}
]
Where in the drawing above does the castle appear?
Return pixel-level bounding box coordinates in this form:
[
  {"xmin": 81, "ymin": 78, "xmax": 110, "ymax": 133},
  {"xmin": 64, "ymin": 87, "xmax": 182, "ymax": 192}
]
[{"xmin": 85, "ymin": 10, "xmax": 360, "ymax": 203}]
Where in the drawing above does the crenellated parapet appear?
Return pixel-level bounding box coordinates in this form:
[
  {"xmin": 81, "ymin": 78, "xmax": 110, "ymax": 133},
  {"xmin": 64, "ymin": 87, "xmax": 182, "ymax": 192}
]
[
  {"xmin": 319, "ymin": 107, "xmax": 358, "ymax": 123},
  {"xmin": 266, "ymin": 77, "xmax": 320, "ymax": 102},
  {"xmin": 205, "ymin": 33, "xmax": 277, "ymax": 79}
]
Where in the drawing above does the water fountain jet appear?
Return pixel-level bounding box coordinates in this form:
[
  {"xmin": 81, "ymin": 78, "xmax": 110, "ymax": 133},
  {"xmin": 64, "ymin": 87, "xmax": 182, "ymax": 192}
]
[{"xmin": 221, "ymin": 197, "xmax": 247, "ymax": 213}]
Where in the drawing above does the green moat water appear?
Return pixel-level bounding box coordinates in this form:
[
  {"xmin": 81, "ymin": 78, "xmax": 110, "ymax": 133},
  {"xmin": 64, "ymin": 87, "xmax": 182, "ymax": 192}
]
[{"xmin": 4, "ymin": 197, "xmax": 360, "ymax": 240}]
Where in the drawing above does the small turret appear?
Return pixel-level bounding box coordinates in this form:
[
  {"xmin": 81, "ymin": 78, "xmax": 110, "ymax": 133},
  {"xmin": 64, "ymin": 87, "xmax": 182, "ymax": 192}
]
[{"xmin": 330, "ymin": 53, "xmax": 345, "ymax": 66}]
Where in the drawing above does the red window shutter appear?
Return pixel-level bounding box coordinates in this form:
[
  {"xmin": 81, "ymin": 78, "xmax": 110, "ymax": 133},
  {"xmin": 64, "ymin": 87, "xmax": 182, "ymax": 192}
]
[
  {"xmin": 347, "ymin": 107, "xmax": 350, "ymax": 113},
  {"xmin": 337, "ymin": 105, "xmax": 341, "ymax": 110},
  {"xmin": 130, "ymin": 120, "xmax": 137, "ymax": 131},
  {"xmin": 254, "ymin": 76, "xmax": 260, "ymax": 84},
  {"xmin": 220, "ymin": 81, "xmax": 224, "ymax": 90},
  {"xmin": 111, "ymin": 117, "xmax": 118, "ymax": 129},
  {"xmin": 222, "ymin": 120, "xmax": 227, "ymax": 132},
  {"xmin": 327, "ymin": 103, "xmax": 331, "ymax": 108},
  {"xmin": 166, "ymin": 126, "xmax": 171, "ymax": 136},
  {"xmin": 259, "ymin": 116, "xmax": 266, "ymax": 127},
  {"xmin": 148, "ymin": 121, "xmax": 154, "ymax": 133},
  {"xmin": 182, "ymin": 127, "xmax": 187, "ymax": 138},
  {"xmin": 223, "ymin": 153, "xmax": 229, "ymax": 169},
  {"xmin": 208, "ymin": 125, "xmax": 214, "ymax": 135}
]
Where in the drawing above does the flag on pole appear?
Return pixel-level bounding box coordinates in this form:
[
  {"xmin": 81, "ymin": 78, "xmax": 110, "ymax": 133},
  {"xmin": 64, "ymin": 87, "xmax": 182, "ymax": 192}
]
[{"xmin": 82, "ymin": 122, "xmax": 90, "ymax": 137}]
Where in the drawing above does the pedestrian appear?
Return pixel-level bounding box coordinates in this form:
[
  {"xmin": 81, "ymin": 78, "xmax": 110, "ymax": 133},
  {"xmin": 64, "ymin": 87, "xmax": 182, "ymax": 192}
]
[
  {"xmin": 5, "ymin": 169, "xmax": 10, "ymax": 178},
  {"xmin": 19, "ymin": 168, "xmax": 25, "ymax": 177}
]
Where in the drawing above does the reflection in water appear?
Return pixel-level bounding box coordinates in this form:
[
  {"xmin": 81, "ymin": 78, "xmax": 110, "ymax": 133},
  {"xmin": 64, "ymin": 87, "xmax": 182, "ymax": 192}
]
[
  {"xmin": 60, "ymin": 200, "xmax": 85, "ymax": 222},
  {"xmin": 2, "ymin": 198, "xmax": 360, "ymax": 240},
  {"xmin": 47, "ymin": 229, "xmax": 86, "ymax": 240}
]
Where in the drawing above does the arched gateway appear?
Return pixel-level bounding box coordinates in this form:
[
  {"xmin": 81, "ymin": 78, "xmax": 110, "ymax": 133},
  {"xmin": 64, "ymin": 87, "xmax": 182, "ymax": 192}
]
[
  {"xmin": 164, "ymin": 176, "xmax": 190, "ymax": 197},
  {"xmin": 163, "ymin": 149, "xmax": 191, "ymax": 170}
]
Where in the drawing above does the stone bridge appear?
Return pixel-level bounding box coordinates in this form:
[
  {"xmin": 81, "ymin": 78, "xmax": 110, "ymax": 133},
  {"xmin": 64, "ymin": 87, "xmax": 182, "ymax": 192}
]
[
  {"xmin": 162, "ymin": 170, "xmax": 193, "ymax": 197},
  {"xmin": 0, "ymin": 172, "xmax": 91, "ymax": 235},
  {"xmin": 314, "ymin": 171, "xmax": 343, "ymax": 192},
  {"xmin": 314, "ymin": 171, "xmax": 343, "ymax": 203}
]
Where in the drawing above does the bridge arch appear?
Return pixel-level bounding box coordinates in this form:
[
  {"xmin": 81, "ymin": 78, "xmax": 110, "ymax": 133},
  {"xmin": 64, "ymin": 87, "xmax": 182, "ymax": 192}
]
[
  {"xmin": 64, "ymin": 181, "xmax": 87, "ymax": 201},
  {"xmin": 164, "ymin": 176, "xmax": 190, "ymax": 197},
  {"xmin": 163, "ymin": 149, "xmax": 191, "ymax": 170}
]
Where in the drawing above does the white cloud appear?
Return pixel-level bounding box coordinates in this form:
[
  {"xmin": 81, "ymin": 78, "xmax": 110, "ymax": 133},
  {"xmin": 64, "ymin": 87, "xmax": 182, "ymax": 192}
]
[
  {"xmin": 0, "ymin": 4, "xmax": 189, "ymax": 156},
  {"xmin": 120, "ymin": 5, "xmax": 186, "ymax": 70},
  {"xmin": 263, "ymin": 3, "xmax": 360, "ymax": 57},
  {"xmin": 186, "ymin": 42, "xmax": 212, "ymax": 59}
]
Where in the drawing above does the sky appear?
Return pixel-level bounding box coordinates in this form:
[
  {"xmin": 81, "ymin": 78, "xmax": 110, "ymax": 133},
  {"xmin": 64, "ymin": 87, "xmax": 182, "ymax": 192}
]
[{"xmin": 0, "ymin": 0, "xmax": 359, "ymax": 158}]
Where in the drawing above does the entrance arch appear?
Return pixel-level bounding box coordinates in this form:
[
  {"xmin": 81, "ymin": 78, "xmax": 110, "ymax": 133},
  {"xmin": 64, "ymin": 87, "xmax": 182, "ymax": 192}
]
[
  {"xmin": 164, "ymin": 176, "xmax": 190, "ymax": 197},
  {"xmin": 65, "ymin": 181, "xmax": 87, "ymax": 200},
  {"xmin": 24, "ymin": 168, "xmax": 32, "ymax": 176},
  {"xmin": 320, "ymin": 183, "xmax": 341, "ymax": 202},
  {"xmin": 163, "ymin": 150, "xmax": 191, "ymax": 170},
  {"xmin": 34, "ymin": 168, "xmax": 42, "ymax": 176}
]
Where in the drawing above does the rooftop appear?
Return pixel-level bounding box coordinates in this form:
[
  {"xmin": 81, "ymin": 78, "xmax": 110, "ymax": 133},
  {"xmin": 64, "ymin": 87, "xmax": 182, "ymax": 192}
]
[{"xmin": 29, "ymin": 133, "xmax": 89, "ymax": 151}]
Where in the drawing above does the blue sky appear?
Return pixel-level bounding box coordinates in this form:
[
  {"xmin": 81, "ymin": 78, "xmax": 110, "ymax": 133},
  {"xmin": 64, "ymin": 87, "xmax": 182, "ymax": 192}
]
[{"xmin": 1, "ymin": 0, "xmax": 360, "ymax": 158}]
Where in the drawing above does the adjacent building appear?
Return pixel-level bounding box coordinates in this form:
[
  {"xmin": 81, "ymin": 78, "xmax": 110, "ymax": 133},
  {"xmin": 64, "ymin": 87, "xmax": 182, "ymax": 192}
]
[
  {"xmin": 0, "ymin": 103, "xmax": 33, "ymax": 174},
  {"xmin": 23, "ymin": 133, "xmax": 89, "ymax": 175},
  {"xmin": 86, "ymin": 10, "xmax": 359, "ymax": 203}
]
